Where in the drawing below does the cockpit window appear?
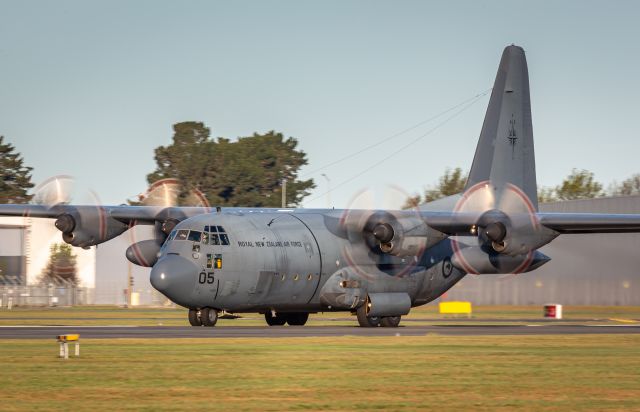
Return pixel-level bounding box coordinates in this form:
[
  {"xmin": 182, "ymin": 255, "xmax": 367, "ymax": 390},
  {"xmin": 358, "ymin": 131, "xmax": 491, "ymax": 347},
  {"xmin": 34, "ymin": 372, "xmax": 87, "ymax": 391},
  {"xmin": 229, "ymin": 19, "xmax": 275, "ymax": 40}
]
[
  {"xmin": 176, "ymin": 230, "xmax": 189, "ymax": 241},
  {"xmin": 199, "ymin": 224, "xmax": 230, "ymax": 245},
  {"xmin": 167, "ymin": 230, "xmax": 177, "ymax": 241},
  {"xmin": 188, "ymin": 230, "xmax": 202, "ymax": 242}
]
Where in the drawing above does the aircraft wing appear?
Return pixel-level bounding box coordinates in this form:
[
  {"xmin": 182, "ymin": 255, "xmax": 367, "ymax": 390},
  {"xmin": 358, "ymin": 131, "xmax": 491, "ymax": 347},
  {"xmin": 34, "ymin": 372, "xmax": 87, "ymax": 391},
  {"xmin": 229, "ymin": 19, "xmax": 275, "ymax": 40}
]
[
  {"xmin": 0, "ymin": 204, "xmax": 211, "ymax": 223},
  {"xmin": 536, "ymin": 213, "xmax": 640, "ymax": 234},
  {"xmin": 423, "ymin": 211, "xmax": 640, "ymax": 235}
]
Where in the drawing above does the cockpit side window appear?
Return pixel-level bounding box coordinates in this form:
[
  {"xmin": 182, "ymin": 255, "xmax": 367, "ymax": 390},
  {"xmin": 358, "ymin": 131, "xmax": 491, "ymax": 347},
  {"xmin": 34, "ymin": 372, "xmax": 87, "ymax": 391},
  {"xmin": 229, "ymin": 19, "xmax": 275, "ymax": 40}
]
[
  {"xmin": 219, "ymin": 233, "xmax": 230, "ymax": 245},
  {"xmin": 167, "ymin": 230, "xmax": 177, "ymax": 241},
  {"xmin": 210, "ymin": 234, "xmax": 220, "ymax": 245},
  {"xmin": 202, "ymin": 232, "xmax": 209, "ymax": 244},
  {"xmin": 188, "ymin": 230, "xmax": 202, "ymax": 242},
  {"xmin": 176, "ymin": 230, "xmax": 189, "ymax": 241}
]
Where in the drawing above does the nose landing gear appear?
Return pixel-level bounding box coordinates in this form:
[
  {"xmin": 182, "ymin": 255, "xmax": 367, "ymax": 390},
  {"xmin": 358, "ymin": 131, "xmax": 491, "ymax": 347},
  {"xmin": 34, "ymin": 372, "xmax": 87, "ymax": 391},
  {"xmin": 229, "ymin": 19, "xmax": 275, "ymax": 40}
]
[{"xmin": 188, "ymin": 308, "xmax": 219, "ymax": 327}]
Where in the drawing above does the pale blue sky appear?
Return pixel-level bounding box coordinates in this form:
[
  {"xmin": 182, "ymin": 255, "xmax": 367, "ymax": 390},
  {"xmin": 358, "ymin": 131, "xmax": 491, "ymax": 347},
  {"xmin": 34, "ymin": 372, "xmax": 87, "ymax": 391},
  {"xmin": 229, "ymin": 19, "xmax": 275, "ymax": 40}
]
[{"xmin": 1, "ymin": 1, "xmax": 639, "ymax": 209}]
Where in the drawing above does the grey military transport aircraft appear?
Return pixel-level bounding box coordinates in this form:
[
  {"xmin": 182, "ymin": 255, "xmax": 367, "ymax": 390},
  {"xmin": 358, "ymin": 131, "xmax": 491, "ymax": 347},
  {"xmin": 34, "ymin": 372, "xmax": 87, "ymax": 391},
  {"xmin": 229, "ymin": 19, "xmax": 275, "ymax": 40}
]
[{"xmin": 3, "ymin": 45, "xmax": 640, "ymax": 327}]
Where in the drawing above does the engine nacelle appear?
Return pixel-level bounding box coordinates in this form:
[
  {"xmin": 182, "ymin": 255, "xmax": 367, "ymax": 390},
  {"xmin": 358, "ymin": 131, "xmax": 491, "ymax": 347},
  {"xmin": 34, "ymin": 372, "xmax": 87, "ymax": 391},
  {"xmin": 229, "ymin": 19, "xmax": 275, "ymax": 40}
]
[
  {"xmin": 369, "ymin": 216, "xmax": 446, "ymax": 257},
  {"xmin": 55, "ymin": 208, "xmax": 129, "ymax": 248},
  {"xmin": 451, "ymin": 245, "xmax": 550, "ymax": 274},
  {"xmin": 126, "ymin": 240, "xmax": 162, "ymax": 267}
]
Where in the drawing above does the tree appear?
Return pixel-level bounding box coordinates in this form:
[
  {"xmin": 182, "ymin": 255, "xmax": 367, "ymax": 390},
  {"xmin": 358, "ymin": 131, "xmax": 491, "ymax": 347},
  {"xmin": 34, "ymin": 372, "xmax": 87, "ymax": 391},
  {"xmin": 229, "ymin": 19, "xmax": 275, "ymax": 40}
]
[
  {"xmin": 0, "ymin": 136, "xmax": 34, "ymax": 204},
  {"xmin": 555, "ymin": 169, "xmax": 603, "ymax": 200},
  {"xmin": 425, "ymin": 167, "xmax": 468, "ymax": 202},
  {"xmin": 402, "ymin": 167, "xmax": 467, "ymax": 209},
  {"xmin": 537, "ymin": 187, "xmax": 557, "ymax": 203},
  {"xmin": 147, "ymin": 122, "xmax": 314, "ymax": 207},
  {"xmin": 39, "ymin": 243, "xmax": 78, "ymax": 286},
  {"xmin": 610, "ymin": 174, "xmax": 640, "ymax": 196}
]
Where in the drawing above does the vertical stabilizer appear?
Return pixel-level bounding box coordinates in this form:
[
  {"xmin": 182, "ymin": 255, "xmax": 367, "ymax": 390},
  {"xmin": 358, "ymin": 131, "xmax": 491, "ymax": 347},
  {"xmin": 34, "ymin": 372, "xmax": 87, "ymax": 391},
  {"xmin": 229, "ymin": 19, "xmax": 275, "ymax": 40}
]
[{"xmin": 465, "ymin": 45, "xmax": 538, "ymax": 210}]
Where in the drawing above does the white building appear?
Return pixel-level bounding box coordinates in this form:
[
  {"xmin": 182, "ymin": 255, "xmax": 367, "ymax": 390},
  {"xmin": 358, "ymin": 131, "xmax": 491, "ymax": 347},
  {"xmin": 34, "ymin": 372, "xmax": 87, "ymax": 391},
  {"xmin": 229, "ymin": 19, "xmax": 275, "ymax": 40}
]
[{"xmin": 0, "ymin": 216, "xmax": 95, "ymax": 287}]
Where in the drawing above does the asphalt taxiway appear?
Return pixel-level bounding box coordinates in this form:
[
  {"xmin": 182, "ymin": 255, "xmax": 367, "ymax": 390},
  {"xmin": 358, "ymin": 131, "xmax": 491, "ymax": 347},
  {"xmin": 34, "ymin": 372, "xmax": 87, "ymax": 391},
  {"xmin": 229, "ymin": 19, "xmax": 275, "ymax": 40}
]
[{"xmin": 0, "ymin": 324, "xmax": 638, "ymax": 339}]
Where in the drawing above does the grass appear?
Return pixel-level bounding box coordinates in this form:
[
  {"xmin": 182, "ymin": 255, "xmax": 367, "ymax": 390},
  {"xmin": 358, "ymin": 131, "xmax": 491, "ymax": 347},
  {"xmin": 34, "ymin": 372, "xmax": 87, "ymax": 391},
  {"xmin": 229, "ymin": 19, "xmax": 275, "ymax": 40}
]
[
  {"xmin": 0, "ymin": 335, "xmax": 639, "ymax": 411},
  {"xmin": 0, "ymin": 305, "xmax": 638, "ymax": 326}
]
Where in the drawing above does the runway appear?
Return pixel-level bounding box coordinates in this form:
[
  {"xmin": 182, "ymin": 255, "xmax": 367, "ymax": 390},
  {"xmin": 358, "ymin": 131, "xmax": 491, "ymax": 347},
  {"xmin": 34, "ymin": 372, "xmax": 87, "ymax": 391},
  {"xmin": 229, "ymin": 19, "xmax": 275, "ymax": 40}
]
[{"xmin": 0, "ymin": 324, "xmax": 638, "ymax": 339}]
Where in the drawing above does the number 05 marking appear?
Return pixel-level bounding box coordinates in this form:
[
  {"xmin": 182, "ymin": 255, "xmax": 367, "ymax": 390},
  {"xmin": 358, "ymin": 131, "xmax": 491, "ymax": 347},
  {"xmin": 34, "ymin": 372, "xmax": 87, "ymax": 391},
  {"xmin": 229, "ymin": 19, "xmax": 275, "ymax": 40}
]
[{"xmin": 198, "ymin": 272, "xmax": 215, "ymax": 284}]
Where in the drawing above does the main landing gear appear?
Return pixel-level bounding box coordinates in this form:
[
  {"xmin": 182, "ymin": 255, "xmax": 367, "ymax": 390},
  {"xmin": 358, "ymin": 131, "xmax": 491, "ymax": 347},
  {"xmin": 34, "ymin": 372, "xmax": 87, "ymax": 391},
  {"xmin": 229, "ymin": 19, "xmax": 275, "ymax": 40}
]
[
  {"xmin": 264, "ymin": 311, "xmax": 309, "ymax": 326},
  {"xmin": 355, "ymin": 305, "xmax": 401, "ymax": 328},
  {"xmin": 189, "ymin": 308, "xmax": 219, "ymax": 327}
]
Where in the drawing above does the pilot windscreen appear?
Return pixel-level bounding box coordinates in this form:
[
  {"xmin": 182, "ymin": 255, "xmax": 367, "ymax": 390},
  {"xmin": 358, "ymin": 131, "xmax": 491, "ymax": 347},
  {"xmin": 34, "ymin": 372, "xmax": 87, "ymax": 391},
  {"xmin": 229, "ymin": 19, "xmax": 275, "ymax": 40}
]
[
  {"xmin": 176, "ymin": 230, "xmax": 189, "ymax": 241},
  {"xmin": 188, "ymin": 230, "xmax": 202, "ymax": 242}
]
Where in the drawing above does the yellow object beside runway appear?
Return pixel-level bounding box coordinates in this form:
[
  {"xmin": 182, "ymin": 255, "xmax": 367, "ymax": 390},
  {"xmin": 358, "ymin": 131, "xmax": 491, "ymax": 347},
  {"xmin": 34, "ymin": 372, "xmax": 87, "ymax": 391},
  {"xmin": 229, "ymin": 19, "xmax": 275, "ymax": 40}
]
[
  {"xmin": 439, "ymin": 301, "xmax": 472, "ymax": 316},
  {"xmin": 57, "ymin": 334, "xmax": 80, "ymax": 359}
]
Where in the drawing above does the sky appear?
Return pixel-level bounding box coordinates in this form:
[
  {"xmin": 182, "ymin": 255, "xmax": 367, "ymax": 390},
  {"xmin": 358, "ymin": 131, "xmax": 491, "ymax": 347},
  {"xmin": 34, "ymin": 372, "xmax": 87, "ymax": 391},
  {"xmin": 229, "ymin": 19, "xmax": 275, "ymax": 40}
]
[{"xmin": 1, "ymin": 1, "xmax": 639, "ymax": 210}]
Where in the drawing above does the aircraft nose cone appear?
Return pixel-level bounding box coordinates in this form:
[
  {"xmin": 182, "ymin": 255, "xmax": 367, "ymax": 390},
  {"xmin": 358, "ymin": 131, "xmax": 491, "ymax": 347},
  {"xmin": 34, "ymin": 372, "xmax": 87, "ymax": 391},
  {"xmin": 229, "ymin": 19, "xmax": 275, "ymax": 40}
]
[{"xmin": 150, "ymin": 255, "xmax": 198, "ymax": 297}]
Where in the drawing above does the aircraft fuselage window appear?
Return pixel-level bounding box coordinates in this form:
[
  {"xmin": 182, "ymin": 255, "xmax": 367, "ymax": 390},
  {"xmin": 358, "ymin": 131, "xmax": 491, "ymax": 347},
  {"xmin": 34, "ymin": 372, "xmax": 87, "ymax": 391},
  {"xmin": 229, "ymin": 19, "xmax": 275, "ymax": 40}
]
[
  {"xmin": 188, "ymin": 230, "xmax": 202, "ymax": 242},
  {"xmin": 176, "ymin": 230, "xmax": 189, "ymax": 241}
]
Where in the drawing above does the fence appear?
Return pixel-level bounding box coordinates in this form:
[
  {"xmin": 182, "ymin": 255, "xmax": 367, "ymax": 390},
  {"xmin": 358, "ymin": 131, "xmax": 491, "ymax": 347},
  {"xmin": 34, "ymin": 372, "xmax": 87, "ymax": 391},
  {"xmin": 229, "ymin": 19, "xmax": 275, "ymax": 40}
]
[{"xmin": 0, "ymin": 285, "xmax": 94, "ymax": 307}]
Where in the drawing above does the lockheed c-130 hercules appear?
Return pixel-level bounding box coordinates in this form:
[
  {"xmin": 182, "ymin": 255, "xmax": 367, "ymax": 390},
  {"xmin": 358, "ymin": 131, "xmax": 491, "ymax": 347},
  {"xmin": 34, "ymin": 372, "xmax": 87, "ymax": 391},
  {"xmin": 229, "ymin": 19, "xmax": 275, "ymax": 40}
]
[{"xmin": 3, "ymin": 45, "xmax": 640, "ymax": 327}]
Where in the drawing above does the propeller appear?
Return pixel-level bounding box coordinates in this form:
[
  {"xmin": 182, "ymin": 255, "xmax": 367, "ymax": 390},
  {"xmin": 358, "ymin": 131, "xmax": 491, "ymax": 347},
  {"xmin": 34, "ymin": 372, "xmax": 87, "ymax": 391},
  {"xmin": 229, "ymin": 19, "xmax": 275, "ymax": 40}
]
[
  {"xmin": 336, "ymin": 185, "xmax": 433, "ymax": 280},
  {"xmin": 30, "ymin": 175, "xmax": 126, "ymax": 249},
  {"xmin": 450, "ymin": 181, "xmax": 553, "ymax": 274},
  {"xmin": 125, "ymin": 179, "xmax": 211, "ymax": 267}
]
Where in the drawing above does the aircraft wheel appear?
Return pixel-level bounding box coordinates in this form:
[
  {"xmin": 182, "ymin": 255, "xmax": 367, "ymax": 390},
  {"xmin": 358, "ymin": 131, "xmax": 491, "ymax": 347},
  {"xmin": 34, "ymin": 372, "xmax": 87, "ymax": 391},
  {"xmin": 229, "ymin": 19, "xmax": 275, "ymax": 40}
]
[
  {"xmin": 286, "ymin": 312, "xmax": 309, "ymax": 326},
  {"xmin": 188, "ymin": 309, "xmax": 202, "ymax": 326},
  {"xmin": 201, "ymin": 307, "xmax": 219, "ymax": 327},
  {"xmin": 265, "ymin": 311, "xmax": 287, "ymax": 326},
  {"xmin": 356, "ymin": 305, "xmax": 380, "ymax": 327},
  {"xmin": 380, "ymin": 316, "xmax": 401, "ymax": 327}
]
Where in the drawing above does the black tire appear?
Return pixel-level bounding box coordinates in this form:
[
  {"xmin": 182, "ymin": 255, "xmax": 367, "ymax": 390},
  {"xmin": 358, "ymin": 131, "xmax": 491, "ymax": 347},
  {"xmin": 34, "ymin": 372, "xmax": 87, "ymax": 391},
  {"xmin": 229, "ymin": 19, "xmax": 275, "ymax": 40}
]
[
  {"xmin": 188, "ymin": 309, "xmax": 202, "ymax": 326},
  {"xmin": 356, "ymin": 304, "xmax": 380, "ymax": 327},
  {"xmin": 265, "ymin": 311, "xmax": 287, "ymax": 326},
  {"xmin": 201, "ymin": 307, "xmax": 218, "ymax": 327},
  {"xmin": 380, "ymin": 316, "xmax": 401, "ymax": 327},
  {"xmin": 286, "ymin": 312, "xmax": 309, "ymax": 326}
]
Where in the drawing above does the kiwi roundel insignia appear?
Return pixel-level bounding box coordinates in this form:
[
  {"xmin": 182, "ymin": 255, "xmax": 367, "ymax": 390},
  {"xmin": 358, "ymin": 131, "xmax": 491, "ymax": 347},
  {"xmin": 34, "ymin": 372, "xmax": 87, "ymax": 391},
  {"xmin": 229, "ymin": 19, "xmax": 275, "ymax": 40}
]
[{"xmin": 442, "ymin": 257, "xmax": 453, "ymax": 278}]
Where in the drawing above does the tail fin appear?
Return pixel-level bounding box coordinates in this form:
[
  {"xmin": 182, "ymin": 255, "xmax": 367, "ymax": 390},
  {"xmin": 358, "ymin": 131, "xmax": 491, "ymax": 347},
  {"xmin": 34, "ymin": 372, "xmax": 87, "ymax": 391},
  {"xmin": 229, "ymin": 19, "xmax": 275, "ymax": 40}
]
[{"xmin": 465, "ymin": 45, "xmax": 538, "ymax": 211}]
